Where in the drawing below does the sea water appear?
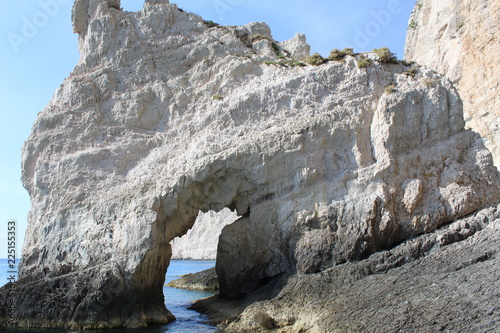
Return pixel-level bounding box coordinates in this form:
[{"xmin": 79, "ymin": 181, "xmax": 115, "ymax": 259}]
[{"xmin": 0, "ymin": 259, "xmax": 219, "ymax": 332}]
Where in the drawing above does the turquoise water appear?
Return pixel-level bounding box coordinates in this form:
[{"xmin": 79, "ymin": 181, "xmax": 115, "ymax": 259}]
[{"xmin": 0, "ymin": 259, "xmax": 219, "ymax": 332}]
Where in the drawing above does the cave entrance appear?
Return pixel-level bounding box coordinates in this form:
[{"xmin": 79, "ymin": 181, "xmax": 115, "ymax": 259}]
[
  {"xmin": 163, "ymin": 205, "xmax": 290, "ymax": 324},
  {"xmin": 161, "ymin": 209, "xmax": 240, "ymax": 325},
  {"xmin": 133, "ymin": 170, "xmax": 292, "ymax": 326}
]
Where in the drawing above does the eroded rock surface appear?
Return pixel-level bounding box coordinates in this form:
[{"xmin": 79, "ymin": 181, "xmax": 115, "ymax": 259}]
[
  {"xmin": 223, "ymin": 204, "xmax": 500, "ymax": 332},
  {"xmin": 0, "ymin": 0, "xmax": 499, "ymax": 330},
  {"xmin": 405, "ymin": 0, "xmax": 500, "ymax": 167}
]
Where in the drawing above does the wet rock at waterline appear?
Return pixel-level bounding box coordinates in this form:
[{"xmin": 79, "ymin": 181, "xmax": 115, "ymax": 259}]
[
  {"xmin": 1, "ymin": 0, "xmax": 499, "ymax": 330},
  {"xmin": 167, "ymin": 267, "xmax": 219, "ymax": 291}
]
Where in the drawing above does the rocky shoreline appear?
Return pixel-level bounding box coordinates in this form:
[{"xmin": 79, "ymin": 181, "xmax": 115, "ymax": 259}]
[
  {"xmin": 197, "ymin": 204, "xmax": 500, "ymax": 332},
  {"xmin": 167, "ymin": 267, "xmax": 219, "ymax": 291}
]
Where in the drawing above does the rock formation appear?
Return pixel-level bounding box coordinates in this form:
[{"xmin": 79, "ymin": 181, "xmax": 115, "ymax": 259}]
[
  {"xmin": 219, "ymin": 204, "xmax": 500, "ymax": 332},
  {"xmin": 405, "ymin": 0, "xmax": 499, "ymax": 167},
  {"xmin": 167, "ymin": 267, "xmax": 219, "ymax": 291},
  {"xmin": 170, "ymin": 208, "xmax": 237, "ymax": 260},
  {"xmin": 0, "ymin": 0, "xmax": 499, "ymax": 330}
]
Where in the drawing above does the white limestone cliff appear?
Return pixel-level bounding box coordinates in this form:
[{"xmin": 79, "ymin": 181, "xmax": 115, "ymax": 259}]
[
  {"xmin": 0, "ymin": 0, "xmax": 498, "ymax": 331},
  {"xmin": 405, "ymin": 0, "xmax": 499, "ymax": 168}
]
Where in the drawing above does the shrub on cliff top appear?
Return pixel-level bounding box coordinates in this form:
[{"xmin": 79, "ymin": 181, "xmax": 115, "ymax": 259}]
[
  {"xmin": 265, "ymin": 60, "xmax": 306, "ymax": 68},
  {"xmin": 305, "ymin": 53, "xmax": 327, "ymax": 66},
  {"xmin": 204, "ymin": 20, "xmax": 220, "ymax": 28},
  {"xmin": 289, "ymin": 61, "xmax": 307, "ymax": 67},
  {"xmin": 357, "ymin": 56, "xmax": 372, "ymax": 69},
  {"xmin": 328, "ymin": 48, "xmax": 355, "ymax": 61},
  {"xmin": 404, "ymin": 66, "xmax": 418, "ymax": 78},
  {"xmin": 373, "ymin": 47, "xmax": 398, "ymax": 64},
  {"xmin": 272, "ymin": 42, "xmax": 282, "ymax": 56}
]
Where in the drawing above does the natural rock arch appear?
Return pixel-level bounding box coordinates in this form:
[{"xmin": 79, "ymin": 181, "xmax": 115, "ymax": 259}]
[{"xmin": 1, "ymin": 0, "xmax": 499, "ymax": 329}]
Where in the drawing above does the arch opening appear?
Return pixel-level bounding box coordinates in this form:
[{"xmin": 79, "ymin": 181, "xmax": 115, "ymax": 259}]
[
  {"xmin": 134, "ymin": 170, "xmax": 297, "ymax": 323},
  {"xmin": 163, "ymin": 205, "xmax": 292, "ymax": 323}
]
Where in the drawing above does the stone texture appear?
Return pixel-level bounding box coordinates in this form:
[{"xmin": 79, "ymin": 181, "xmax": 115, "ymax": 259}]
[
  {"xmin": 170, "ymin": 208, "xmax": 238, "ymax": 260},
  {"xmin": 223, "ymin": 204, "xmax": 500, "ymax": 332},
  {"xmin": 167, "ymin": 267, "xmax": 219, "ymax": 290},
  {"xmin": 405, "ymin": 0, "xmax": 500, "ymax": 168},
  {"xmin": 279, "ymin": 33, "xmax": 311, "ymax": 60},
  {"xmin": 0, "ymin": 0, "xmax": 499, "ymax": 330}
]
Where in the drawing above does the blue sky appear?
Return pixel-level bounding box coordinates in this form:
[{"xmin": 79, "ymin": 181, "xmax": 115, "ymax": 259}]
[{"xmin": 0, "ymin": 0, "xmax": 415, "ymax": 258}]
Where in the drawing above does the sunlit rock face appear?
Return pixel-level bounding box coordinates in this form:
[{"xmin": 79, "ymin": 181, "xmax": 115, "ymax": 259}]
[
  {"xmin": 405, "ymin": 0, "xmax": 500, "ymax": 168},
  {"xmin": 0, "ymin": 0, "xmax": 498, "ymax": 330},
  {"xmin": 170, "ymin": 209, "xmax": 238, "ymax": 260}
]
